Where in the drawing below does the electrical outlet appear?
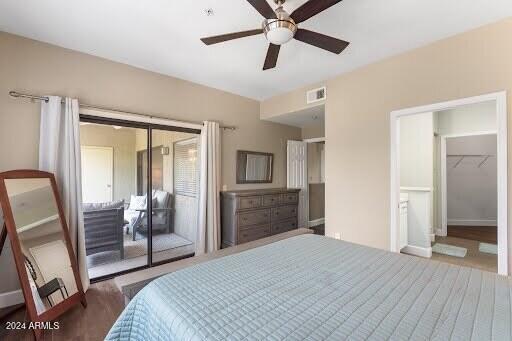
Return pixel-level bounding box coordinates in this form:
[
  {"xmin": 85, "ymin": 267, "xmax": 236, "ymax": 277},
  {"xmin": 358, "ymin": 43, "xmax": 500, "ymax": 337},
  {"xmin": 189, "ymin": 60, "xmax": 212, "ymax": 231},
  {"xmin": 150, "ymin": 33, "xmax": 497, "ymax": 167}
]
[{"xmin": 334, "ymin": 232, "xmax": 341, "ymax": 240}]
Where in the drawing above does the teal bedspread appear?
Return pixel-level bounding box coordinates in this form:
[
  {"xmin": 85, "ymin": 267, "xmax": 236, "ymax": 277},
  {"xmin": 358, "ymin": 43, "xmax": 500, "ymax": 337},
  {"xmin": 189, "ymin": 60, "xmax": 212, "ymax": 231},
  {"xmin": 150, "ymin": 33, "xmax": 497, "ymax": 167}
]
[{"xmin": 106, "ymin": 234, "xmax": 512, "ymax": 340}]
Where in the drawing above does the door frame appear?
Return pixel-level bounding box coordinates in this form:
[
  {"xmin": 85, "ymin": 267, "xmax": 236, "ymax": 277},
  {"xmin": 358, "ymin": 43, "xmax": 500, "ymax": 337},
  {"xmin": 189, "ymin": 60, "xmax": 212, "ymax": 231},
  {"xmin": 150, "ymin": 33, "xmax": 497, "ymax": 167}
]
[
  {"xmin": 304, "ymin": 137, "xmax": 326, "ymax": 143},
  {"xmin": 389, "ymin": 91, "xmax": 508, "ymax": 275},
  {"xmin": 439, "ymin": 131, "xmax": 497, "ymax": 237},
  {"xmin": 80, "ymin": 145, "xmax": 114, "ymax": 202},
  {"xmin": 303, "ymin": 137, "xmax": 326, "ymax": 227}
]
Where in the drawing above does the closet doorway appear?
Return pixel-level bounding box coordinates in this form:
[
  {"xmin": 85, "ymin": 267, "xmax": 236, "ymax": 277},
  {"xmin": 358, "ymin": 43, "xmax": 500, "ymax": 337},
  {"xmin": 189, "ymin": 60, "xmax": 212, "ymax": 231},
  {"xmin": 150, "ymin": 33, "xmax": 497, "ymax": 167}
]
[
  {"xmin": 390, "ymin": 92, "xmax": 508, "ymax": 275},
  {"xmin": 305, "ymin": 137, "xmax": 325, "ymax": 235},
  {"xmin": 287, "ymin": 137, "xmax": 325, "ymax": 234}
]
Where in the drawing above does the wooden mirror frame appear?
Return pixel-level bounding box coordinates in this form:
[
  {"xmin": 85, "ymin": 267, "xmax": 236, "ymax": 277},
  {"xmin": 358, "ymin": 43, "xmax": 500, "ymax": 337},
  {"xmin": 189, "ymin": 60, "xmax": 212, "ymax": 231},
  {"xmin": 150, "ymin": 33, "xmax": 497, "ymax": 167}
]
[
  {"xmin": 236, "ymin": 150, "xmax": 274, "ymax": 184},
  {"xmin": 0, "ymin": 170, "xmax": 87, "ymax": 340}
]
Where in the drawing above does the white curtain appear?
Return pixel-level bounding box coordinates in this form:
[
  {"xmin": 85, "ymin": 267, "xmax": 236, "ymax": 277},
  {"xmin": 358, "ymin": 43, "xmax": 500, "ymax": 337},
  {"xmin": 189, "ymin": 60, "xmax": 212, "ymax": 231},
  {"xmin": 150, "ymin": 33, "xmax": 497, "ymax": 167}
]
[
  {"xmin": 196, "ymin": 121, "xmax": 221, "ymax": 255},
  {"xmin": 39, "ymin": 96, "xmax": 89, "ymax": 291}
]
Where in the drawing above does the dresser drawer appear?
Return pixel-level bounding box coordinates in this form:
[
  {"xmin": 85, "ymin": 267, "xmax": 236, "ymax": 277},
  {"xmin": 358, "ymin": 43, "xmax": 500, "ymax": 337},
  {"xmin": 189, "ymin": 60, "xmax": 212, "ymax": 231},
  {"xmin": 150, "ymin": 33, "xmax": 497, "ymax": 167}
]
[
  {"xmin": 238, "ymin": 209, "xmax": 270, "ymax": 227},
  {"xmin": 271, "ymin": 219, "xmax": 297, "ymax": 234},
  {"xmin": 262, "ymin": 194, "xmax": 280, "ymax": 207},
  {"xmin": 271, "ymin": 205, "xmax": 297, "ymax": 221},
  {"xmin": 238, "ymin": 196, "xmax": 261, "ymax": 210},
  {"xmin": 281, "ymin": 192, "xmax": 298, "ymax": 204},
  {"xmin": 238, "ymin": 224, "xmax": 271, "ymax": 244}
]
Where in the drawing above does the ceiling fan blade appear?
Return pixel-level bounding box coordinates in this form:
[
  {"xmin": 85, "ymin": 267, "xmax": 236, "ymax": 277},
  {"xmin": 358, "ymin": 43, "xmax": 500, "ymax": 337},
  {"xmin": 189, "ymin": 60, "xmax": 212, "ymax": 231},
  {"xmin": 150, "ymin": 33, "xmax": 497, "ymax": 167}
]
[
  {"xmin": 263, "ymin": 44, "xmax": 280, "ymax": 70},
  {"xmin": 294, "ymin": 29, "xmax": 349, "ymax": 54},
  {"xmin": 290, "ymin": 0, "xmax": 343, "ymax": 24},
  {"xmin": 201, "ymin": 29, "xmax": 263, "ymax": 45},
  {"xmin": 246, "ymin": 0, "xmax": 277, "ymax": 19}
]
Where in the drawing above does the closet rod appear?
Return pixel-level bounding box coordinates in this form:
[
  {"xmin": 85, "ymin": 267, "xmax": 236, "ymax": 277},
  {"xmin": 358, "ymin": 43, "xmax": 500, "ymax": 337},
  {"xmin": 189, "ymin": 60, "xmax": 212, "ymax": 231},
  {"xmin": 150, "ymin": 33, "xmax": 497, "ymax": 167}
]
[
  {"xmin": 8, "ymin": 90, "xmax": 236, "ymax": 131},
  {"xmin": 449, "ymin": 154, "xmax": 494, "ymax": 169}
]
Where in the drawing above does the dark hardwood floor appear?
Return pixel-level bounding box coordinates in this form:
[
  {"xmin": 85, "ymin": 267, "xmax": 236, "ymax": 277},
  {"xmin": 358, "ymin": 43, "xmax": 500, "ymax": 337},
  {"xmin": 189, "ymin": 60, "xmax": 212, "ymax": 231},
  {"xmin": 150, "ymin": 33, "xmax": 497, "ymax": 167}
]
[
  {"xmin": 310, "ymin": 224, "xmax": 325, "ymax": 235},
  {"xmin": 0, "ymin": 280, "xmax": 124, "ymax": 341},
  {"xmin": 447, "ymin": 225, "xmax": 497, "ymax": 244}
]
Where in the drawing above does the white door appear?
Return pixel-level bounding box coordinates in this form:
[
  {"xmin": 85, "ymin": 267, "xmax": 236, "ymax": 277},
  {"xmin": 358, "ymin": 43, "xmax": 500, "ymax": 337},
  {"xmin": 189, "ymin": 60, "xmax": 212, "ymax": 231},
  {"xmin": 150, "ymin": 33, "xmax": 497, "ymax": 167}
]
[
  {"xmin": 287, "ymin": 140, "xmax": 308, "ymax": 228},
  {"xmin": 81, "ymin": 146, "xmax": 113, "ymax": 203}
]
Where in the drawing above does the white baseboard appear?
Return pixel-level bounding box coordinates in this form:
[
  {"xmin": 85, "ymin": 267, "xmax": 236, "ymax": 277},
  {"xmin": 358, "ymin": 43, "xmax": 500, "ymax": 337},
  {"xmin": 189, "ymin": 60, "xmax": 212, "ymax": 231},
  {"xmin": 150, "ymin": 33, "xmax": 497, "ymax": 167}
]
[
  {"xmin": 435, "ymin": 228, "xmax": 447, "ymax": 237},
  {"xmin": 0, "ymin": 289, "xmax": 24, "ymax": 308},
  {"xmin": 448, "ymin": 219, "xmax": 497, "ymax": 226},
  {"xmin": 401, "ymin": 245, "xmax": 432, "ymax": 258},
  {"xmin": 308, "ymin": 218, "xmax": 325, "ymax": 227}
]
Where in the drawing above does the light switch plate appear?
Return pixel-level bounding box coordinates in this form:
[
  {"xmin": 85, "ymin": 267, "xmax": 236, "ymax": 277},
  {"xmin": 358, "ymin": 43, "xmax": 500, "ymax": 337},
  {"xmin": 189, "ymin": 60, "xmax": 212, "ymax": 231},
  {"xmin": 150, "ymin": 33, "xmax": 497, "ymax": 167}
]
[{"xmin": 334, "ymin": 232, "xmax": 341, "ymax": 240}]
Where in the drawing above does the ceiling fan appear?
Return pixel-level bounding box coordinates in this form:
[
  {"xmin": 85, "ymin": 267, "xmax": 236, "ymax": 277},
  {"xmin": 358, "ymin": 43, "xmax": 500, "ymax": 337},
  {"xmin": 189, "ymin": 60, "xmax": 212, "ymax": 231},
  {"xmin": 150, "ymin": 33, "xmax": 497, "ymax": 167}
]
[{"xmin": 200, "ymin": 0, "xmax": 349, "ymax": 70}]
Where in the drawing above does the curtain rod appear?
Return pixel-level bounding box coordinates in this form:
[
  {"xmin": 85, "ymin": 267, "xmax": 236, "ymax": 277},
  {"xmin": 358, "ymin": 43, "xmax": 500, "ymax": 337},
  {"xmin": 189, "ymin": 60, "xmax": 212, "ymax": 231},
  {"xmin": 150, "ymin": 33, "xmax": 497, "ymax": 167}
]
[{"xmin": 8, "ymin": 91, "xmax": 236, "ymax": 131}]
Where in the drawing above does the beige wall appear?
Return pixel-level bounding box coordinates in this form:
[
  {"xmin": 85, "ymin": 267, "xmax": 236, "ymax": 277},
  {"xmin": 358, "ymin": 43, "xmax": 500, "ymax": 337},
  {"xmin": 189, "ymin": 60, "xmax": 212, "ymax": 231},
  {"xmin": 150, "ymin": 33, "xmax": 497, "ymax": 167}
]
[
  {"xmin": 0, "ymin": 32, "xmax": 301, "ymax": 294},
  {"xmin": 302, "ymin": 121, "xmax": 325, "ymax": 139},
  {"xmin": 309, "ymin": 184, "xmax": 325, "ymax": 221},
  {"xmin": 261, "ymin": 82, "xmax": 326, "ymax": 119},
  {"xmin": 261, "ymin": 18, "xmax": 512, "ymax": 272},
  {"xmin": 308, "ymin": 142, "xmax": 325, "ymax": 184}
]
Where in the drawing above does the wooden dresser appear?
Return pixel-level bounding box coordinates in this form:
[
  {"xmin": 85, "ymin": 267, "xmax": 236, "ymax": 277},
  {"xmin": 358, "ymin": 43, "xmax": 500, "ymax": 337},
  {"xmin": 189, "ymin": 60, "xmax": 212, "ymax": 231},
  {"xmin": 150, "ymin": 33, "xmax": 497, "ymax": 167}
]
[{"xmin": 220, "ymin": 188, "xmax": 300, "ymax": 248}]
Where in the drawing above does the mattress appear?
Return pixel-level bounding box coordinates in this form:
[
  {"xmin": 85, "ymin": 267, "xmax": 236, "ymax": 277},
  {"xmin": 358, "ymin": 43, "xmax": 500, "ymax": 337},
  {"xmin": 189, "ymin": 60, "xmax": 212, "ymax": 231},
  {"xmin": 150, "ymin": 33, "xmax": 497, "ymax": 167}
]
[{"xmin": 106, "ymin": 234, "xmax": 512, "ymax": 340}]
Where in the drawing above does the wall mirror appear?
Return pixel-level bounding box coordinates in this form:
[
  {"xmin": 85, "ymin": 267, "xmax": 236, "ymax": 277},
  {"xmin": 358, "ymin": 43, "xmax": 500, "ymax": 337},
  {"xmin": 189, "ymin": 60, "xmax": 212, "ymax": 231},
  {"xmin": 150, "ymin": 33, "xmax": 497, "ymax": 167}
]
[
  {"xmin": 0, "ymin": 170, "xmax": 86, "ymax": 339},
  {"xmin": 236, "ymin": 150, "xmax": 273, "ymax": 184}
]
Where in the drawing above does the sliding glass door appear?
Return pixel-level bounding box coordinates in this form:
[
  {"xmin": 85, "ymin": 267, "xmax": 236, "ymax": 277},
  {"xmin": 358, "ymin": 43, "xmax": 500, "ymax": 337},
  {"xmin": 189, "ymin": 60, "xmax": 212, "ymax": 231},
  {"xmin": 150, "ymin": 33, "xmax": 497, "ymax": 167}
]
[
  {"xmin": 80, "ymin": 122, "xmax": 149, "ymax": 280},
  {"xmin": 79, "ymin": 116, "xmax": 200, "ymax": 281},
  {"xmin": 150, "ymin": 130, "xmax": 199, "ymax": 264}
]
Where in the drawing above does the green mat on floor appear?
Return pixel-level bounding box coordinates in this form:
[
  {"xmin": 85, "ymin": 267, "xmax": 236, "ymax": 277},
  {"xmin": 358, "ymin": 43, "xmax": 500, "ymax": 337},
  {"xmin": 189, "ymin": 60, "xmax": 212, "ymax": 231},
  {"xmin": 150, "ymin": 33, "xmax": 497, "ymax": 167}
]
[{"xmin": 432, "ymin": 243, "xmax": 467, "ymax": 258}]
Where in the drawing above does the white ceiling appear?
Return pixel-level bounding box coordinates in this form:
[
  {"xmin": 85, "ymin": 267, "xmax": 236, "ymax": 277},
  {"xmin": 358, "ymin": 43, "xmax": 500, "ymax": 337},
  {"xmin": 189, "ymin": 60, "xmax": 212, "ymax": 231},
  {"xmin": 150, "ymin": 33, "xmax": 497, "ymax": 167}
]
[
  {"xmin": 1, "ymin": 0, "xmax": 511, "ymax": 100},
  {"xmin": 266, "ymin": 104, "xmax": 324, "ymax": 127}
]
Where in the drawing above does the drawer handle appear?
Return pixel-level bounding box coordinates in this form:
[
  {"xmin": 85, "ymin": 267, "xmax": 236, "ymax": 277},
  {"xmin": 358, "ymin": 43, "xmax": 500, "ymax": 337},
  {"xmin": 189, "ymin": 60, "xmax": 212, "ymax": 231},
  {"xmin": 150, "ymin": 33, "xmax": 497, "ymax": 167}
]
[
  {"xmin": 243, "ymin": 217, "xmax": 248, "ymax": 221},
  {"xmin": 276, "ymin": 212, "xmax": 279, "ymax": 215},
  {"xmin": 248, "ymin": 200, "xmax": 253, "ymax": 204}
]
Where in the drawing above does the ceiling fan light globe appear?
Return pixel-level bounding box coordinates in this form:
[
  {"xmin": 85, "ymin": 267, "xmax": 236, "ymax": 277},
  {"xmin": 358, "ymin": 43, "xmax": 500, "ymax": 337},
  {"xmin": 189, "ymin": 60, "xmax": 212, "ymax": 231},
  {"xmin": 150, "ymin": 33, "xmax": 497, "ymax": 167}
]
[
  {"xmin": 263, "ymin": 12, "xmax": 297, "ymax": 46},
  {"xmin": 266, "ymin": 27, "xmax": 294, "ymax": 45}
]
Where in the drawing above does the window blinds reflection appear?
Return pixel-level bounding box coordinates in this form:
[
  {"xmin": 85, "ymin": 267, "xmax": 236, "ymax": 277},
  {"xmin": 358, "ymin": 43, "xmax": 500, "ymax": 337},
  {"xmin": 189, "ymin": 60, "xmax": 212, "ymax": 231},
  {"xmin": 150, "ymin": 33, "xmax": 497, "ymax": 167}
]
[{"xmin": 174, "ymin": 137, "xmax": 200, "ymax": 197}]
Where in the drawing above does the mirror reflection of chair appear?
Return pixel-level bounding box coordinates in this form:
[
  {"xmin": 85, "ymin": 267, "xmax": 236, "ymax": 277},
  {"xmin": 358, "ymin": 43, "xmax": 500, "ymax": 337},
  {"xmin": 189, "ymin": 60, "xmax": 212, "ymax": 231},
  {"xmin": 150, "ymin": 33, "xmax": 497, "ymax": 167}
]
[{"xmin": 25, "ymin": 256, "xmax": 69, "ymax": 307}]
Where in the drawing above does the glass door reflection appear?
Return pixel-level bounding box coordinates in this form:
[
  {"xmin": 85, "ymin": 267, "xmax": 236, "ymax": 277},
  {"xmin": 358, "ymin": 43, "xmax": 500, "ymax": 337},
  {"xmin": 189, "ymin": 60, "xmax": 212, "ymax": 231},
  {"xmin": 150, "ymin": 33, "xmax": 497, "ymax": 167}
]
[{"xmin": 150, "ymin": 129, "xmax": 198, "ymax": 264}]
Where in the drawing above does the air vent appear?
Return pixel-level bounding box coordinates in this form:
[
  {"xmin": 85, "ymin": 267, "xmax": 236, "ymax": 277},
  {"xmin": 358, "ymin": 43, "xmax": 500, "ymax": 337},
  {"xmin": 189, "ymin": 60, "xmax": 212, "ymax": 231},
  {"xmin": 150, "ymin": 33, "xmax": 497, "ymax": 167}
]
[{"xmin": 306, "ymin": 86, "xmax": 326, "ymax": 104}]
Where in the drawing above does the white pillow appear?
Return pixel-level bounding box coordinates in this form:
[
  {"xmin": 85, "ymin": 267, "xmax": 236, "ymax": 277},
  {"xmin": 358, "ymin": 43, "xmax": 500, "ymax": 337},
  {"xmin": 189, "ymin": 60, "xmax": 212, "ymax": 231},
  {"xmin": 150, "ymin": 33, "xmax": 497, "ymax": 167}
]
[{"xmin": 128, "ymin": 195, "xmax": 147, "ymax": 210}]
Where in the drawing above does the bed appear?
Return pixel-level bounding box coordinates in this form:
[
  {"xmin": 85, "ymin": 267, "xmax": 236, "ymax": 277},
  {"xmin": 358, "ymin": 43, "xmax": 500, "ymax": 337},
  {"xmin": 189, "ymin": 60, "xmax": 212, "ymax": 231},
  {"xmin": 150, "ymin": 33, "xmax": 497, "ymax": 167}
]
[{"xmin": 106, "ymin": 234, "xmax": 512, "ymax": 340}]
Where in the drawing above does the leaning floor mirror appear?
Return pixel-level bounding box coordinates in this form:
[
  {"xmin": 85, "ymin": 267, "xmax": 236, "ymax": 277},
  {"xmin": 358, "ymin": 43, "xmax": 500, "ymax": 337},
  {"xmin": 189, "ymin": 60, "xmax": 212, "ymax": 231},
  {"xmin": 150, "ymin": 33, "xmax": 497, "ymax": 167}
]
[{"xmin": 0, "ymin": 170, "xmax": 86, "ymax": 339}]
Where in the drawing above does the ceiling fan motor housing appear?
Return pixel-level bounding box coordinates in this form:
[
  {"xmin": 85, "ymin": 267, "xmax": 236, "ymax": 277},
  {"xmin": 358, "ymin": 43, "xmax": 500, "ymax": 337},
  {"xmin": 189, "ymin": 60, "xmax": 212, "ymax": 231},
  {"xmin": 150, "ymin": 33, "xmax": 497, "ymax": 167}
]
[{"xmin": 263, "ymin": 7, "xmax": 297, "ymax": 45}]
